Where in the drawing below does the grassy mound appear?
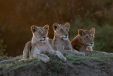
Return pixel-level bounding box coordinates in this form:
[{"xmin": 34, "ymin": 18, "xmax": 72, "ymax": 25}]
[{"xmin": 0, "ymin": 51, "xmax": 113, "ymax": 70}]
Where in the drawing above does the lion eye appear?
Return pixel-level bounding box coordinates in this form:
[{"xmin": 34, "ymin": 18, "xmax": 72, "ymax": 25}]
[{"xmin": 86, "ymin": 36, "xmax": 89, "ymax": 38}]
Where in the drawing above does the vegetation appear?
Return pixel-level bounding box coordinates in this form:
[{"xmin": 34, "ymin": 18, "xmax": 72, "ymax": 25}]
[
  {"xmin": 0, "ymin": 51, "xmax": 113, "ymax": 71},
  {"xmin": 0, "ymin": 39, "xmax": 6, "ymax": 56},
  {"xmin": 0, "ymin": 27, "xmax": 6, "ymax": 56}
]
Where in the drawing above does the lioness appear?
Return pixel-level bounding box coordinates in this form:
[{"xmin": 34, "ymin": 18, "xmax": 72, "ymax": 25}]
[
  {"xmin": 71, "ymin": 27, "xmax": 95, "ymax": 52},
  {"xmin": 22, "ymin": 25, "xmax": 66, "ymax": 63},
  {"xmin": 52, "ymin": 23, "xmax": 73, "ymax": 52},
  {"xmin": 52, "ymin": 22, "xmax": 84, "ymax": 56}
]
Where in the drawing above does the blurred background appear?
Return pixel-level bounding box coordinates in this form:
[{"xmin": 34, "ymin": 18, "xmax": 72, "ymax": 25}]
[{"xmin": 0, "ymin": 0, "xmax": 113, "ymax": 56}]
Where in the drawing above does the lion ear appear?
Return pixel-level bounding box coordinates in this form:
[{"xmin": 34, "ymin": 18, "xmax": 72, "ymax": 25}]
[
  {"xmin": 78, "ymin": 29, "xmax": 85, "ymax": 36},
  {"xmin": 53, "ymin": 23, "xmax": 59, "ymax": 30},
  {"xmin": 31, "ymin": 25, "xmax": 37, "ymax": 32},
  {"xmin": 90, "ymin": 27, "xmax": 95, "ymax": 34},
  {"xmin": 64, "ymin": 22, "xmax": 70, "ymax": 29},
  {"xmin": 43, "ymin": 25, "xmax": 49, "ymax": 31}
]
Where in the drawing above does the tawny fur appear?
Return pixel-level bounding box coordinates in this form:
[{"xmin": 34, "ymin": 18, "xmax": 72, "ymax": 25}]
[
  {"xmin": 22, "ymin": 25, "xmax": 66, "ymax": 63},
  {"xmin": 52, "ymin": 23, "xmax": 73, "ymax": 51},
  {"xmin": 71, "ymin": 27, "xmax": 95, "ymax": 52},
  {"xmin": 52, "ymin": 23, "xmax": 84, "ymax": 55}
]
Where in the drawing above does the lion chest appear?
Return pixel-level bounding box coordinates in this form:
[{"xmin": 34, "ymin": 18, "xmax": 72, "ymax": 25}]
[
  {"xmin": 54, "ymin": 39, "xmax": 71, "ymax": 50},
  {"xmin": 32, "ymin": 42, "xmax": 52, "ymax": 53}
]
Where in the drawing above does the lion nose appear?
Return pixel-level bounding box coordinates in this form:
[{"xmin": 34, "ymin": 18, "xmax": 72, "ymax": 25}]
[
  {"xmin": 43, "ymin": 37, "xmax": 46, "ymax": 39},
  {"xmin": 91, "ymin": 42, "xmax": 94, "ymax": 45}
]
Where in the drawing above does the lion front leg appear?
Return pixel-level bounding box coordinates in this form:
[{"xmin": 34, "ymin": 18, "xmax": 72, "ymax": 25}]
[
  {"xmin": 50, "ymin": 51, "xmax": 67, "ymax": 61},
  {"xmin": 32, "ymin": 49, "xmax": 50, "ymax": 63},
  {"xmin": 22, "ymin": 41, "xmax": 31, "ymax": 60},
  {"xmin": 33, "ymin": 53, "xmax": 50, "ymax": 63},
  {"xmin": 36, "ymin": 54, "xmax": 50, "ymax": 63},
  {"xmin": 55, "ymin": 51, "xmax": 67, "ymax": 61},
  {"xmin": 48, "ymin": 50, "xmax": 67, "ymax": 62}
]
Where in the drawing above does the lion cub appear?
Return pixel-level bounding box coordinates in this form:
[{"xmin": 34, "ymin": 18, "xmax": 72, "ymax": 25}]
[
  {"xmin": 22, "ymin": 25, "xmax": 66, "ymax": 63},
  {"xmin": 52, "ymin": 22, "xmax": 85, "ymax": 56},
  {"xmin": 71, "ymin": 27, "xmax": 95, "ymax": 52},
  {"xmin": 52, "ymin": 23, "xmax": 73, "ymax": 52},
  {"xmin": 52, "ymin": 23, "xmax": 85, "ymax": 55}
]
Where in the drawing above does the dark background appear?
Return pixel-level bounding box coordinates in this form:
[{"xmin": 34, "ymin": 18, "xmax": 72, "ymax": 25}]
[{"xmin": 0, "ymin": 0, "xmax": 113, "ymax": 56}]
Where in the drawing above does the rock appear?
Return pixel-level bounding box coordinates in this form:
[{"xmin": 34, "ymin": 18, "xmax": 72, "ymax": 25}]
[{"xmin": 0, "ymin": 51, "xmax": 113, "ymax": 76}]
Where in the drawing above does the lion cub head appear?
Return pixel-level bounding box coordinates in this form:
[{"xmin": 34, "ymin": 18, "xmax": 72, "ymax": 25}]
[
  {"xmin": 78, "ymin": 27, "xmax": 95, "ymax": 51},
  {"xmin": 31, "ymin": 25, "xmax": 49, "ymax": 42},
  {"xmin": 53, "ymin": 22, "xmax": 70, "ymax": 40}
]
